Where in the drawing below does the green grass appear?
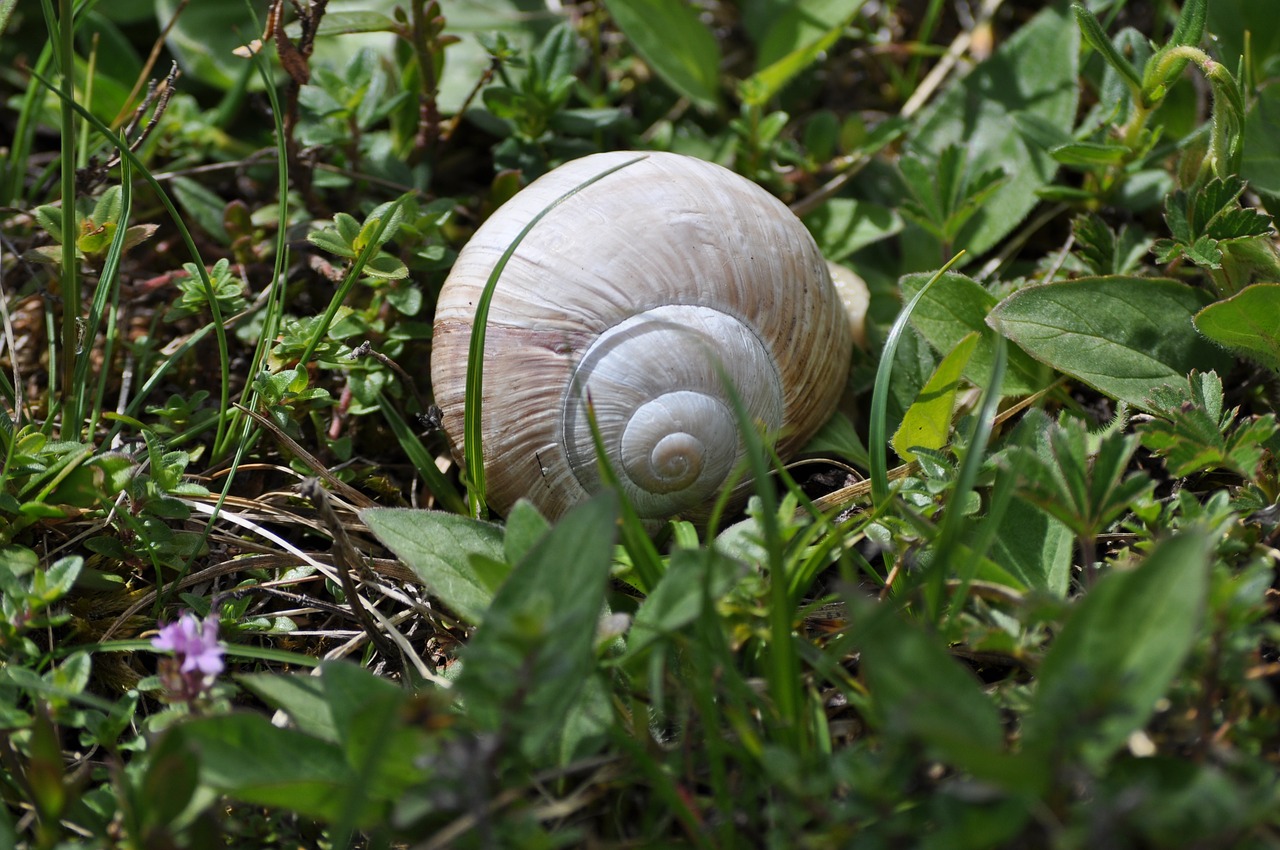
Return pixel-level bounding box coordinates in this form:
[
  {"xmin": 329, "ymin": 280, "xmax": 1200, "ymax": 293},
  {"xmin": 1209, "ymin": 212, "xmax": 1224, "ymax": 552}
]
[{"xmin": 1, "ymin": 0, "xmax": 1280, "ymax": 847}]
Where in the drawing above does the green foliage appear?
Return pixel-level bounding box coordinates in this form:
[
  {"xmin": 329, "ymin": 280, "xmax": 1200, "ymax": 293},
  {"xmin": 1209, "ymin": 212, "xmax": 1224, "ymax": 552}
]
[
  {"xmin": 167, "ymin": 258, "xmax": 247, "ymax": 320},
  {"xmin": 29, "ymin": 185, "xmax": 157, "ymax": 266},
  {"xmin": 1140, "ymin": 371, "xmax": 1279, "ymax": 480},
  {"xmin": 4, "ymin": 0, "xmax": 1280, "ymax": 846},
  {"xmin": 1193, "ymin": 283, "xmax": 1280, "ymax": 373},
  {"xmin": 987, "ymin": 276, "xmax": 1234, "ymax": 411},
  {"xmin": 1002, "ymin": 410, "xmax": 1155, "ymax": 548}
]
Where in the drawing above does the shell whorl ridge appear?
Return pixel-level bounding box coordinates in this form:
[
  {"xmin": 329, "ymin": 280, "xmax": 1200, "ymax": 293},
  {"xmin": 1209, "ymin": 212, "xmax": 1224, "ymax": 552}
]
[{"xmin": 431, "ymin": 151, "xmax": 853, "ymax": 522}]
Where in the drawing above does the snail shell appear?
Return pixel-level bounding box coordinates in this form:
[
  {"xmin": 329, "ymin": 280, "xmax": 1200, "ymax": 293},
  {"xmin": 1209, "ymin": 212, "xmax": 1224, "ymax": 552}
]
[{"xmin": 431, "ymin": 151, "xmax": 853, "ymax": 522}]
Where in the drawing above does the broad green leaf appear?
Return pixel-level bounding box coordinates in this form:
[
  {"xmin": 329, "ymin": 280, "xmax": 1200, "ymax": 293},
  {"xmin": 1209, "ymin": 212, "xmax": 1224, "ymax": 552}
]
[
  {"xmin": 1193, "ymin": 283, "xmax": 1280, "ymax": 373},
  {"xmin": 1206, "ymin": 0, "xmax": 1280, "ymax": 88},
  {"xmin": 137, "ymin": 733, "xmax": 200, "ymax": 833},
  {"xmin": 502, "ymin": 498, "xmax": 551, "ymax": 564},
  {"xmin": 360, "ymin": 508, "xmax": 504, "ymax": 624},
  {"xmin": 743, "ymin": 0, "xmax": 866, "ymax": 105},
  {"xmin": 855, "ymin": 598, "xmax": 1038, "ymax": 789},
  {"xmin": 622, "ymin": 547, "xmax": 742, "ymax": 663},
  {"xmin": 171, "ymin": 177, "xmax": 230, "ymax": 245},
  {"xmin": 987, "ymin": 276, "xmax": 1233, "ymax": 410},
  {"xmin": 754, "ymin": 0, "xmax": 866, "ymax": 68},
  {"xmin": 909, "ymin": 4, "xmax": 1079, "ymax": 256},
  {"xmin": 803, "ymin": 198, "xmax": 902, "ymax": 262},
  {"xmin": 237, "ymin": 672, "xmax": 338, "ymax": 742},
  {"xmin": 164, "ymin": 713, "xmax": 375, "ymax": 824},
  {"xmin": 1243, "ymin": 85, "xmax": 1280, "ymax": 199},
  {"xmin": 987, "ymin": 497, "xmax": 1073, "ymax": 597},
  {"xmin": 1024, "ymin": 532, "xmax": 1211, "ymax": 769},
  {"xmin": 892, "ymin": 332, "xmax": 979, "ymax": 462},
  {"xmin": 602, "ymin": 0, "xmax": 721, "ymax": 110},
  {"xmin": 457, "ymin": 494, "xmax": 619, "ymax": 761},
  {"xmin": 900, "ymin": 272, "xmax": 1047, "ymax": 395}
]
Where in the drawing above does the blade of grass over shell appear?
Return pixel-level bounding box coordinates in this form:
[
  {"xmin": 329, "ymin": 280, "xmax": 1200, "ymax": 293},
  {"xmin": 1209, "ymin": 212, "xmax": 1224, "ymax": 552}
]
[
  {"xmin": 868, "ymin": 252, "xmax": 965, "ymax": 507},
  {"xmin": 581, "ymin": 391, "xmax": 664, "ymax": 593},
  {"xmin": 462, "ymin": 154, "xmax": 647, "ymax": 519}
]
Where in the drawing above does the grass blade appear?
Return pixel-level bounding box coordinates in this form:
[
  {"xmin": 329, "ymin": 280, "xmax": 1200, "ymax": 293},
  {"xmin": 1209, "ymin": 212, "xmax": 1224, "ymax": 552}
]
[
  {"xmin": 868, "ymin": 252, "xmax": 965, "ymax": 506},
  {"xmin": 461, "ymin": 154, "xmax": 646, "ymax": 518}
]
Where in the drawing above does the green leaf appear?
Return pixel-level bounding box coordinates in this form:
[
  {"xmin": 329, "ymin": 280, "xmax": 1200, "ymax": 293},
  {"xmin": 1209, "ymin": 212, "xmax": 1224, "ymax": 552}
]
[
  {"xmin": 361, "ymin": 253, "xmax": 409, "ymax": 280},
  {"xmin": 987, "ymin": 276, "xmax": 1233, "ymax": 411},
  {"xmin": 900, "ymin": 271, "xmax": 1047, "ymax": 395},
  {"xmin": 237, "ymin": 672, "xmax": 338, "ymax": 742},
  {"xmin": 457, "ymin": 493, "xmax": 619, "ymax": 761},
  {"xmin": 753, "ymin": 0, "xmax": 866, "ymax": 68},
  {"xmin": 623, "ymin": 547, "xmax": 741, "ymax": 663},
  {"xmin": 170, "ymin": 177, "xmax": 230, "ymax": 245},
  {"xmin": 165, "ymin": 713, "xmax": 375, "ymax": 824},
  {"xmin": 312, "ymin": 10, "xmax": 398, "ymax": 35},
  {"xmin": 1024, "ymin": 532, "xmax": 1212, "ymax": 769},
  {"xmin": 1140, "ymin": 370, "xmax": 1277, "ymax": 478},
  {"xmin": 803, "ymin": 198, "xmax": 902, "ymax": 262},
  {"xmin": 1193, "ymin": 283, "xmax": 1280, "ymax": 373},
  {"xmin": 1072, "ymin": 214, "xmax": 1151, "ymax": 276},
  {"xmin": 742, "ymin": 1, "xmax": 865, "ymax": 106},
  {"xmin": 855, "ymin": 597, "xmax": 1038, "ymax": 789},
  {"xmin": 1244, "ymin": 84, "xmax": 1280, "ymax": 193},
  {"xmin": 892, "ymin": 332, "xmax": 978, "ymax": 462},
  {"xmin": 502, "ymin": 499, "xmax": 551, "ymax": 565},
  {"xmin": 1001, "ymin": 411, "xmax": 1153, "ymax": 542},
  {"xmin": 91, "ymin": 185, "xmax": 123, "ymax": 226},
  {"xmin": 1072, "ymin": 3, "xmax": 1142, "ymax": 95},
  {"xmin": 602, "ymin": 0, "xmax": 721, "ymax": 110},
  {"xmin": 987, "ymin": 497, "xmax": 1073, "ymax": 596},
  {"xmin": 1050, "ymin": 141, "xmax": 1130, "ymax": 166},
  {"xmin": 910, "ymin": 4, "xmax": 1079, "ymax": 256},
  {"xmin": 360, "ymin": 508, "xmax": 504, "ymax": 624},
  {"xmin": 33, "ymin": 204, "xmax": 63, "ymax": 244},
  {"xmin": 308, "ymin": 228, "xmax": 357, "ymax": 258}
]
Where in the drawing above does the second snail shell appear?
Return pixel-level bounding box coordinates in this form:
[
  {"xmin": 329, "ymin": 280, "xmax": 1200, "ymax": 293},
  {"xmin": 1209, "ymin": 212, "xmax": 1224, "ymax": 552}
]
[{"xmin": 431, "ymin": 151, "xmax": 855, "ymax": 523}]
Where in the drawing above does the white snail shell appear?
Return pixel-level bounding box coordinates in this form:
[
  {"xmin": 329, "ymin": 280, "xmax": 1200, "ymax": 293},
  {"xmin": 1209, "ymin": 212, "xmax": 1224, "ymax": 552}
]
[{"xmin": 431, "ymin": 151, "xmax": 854, "ymax": 522}]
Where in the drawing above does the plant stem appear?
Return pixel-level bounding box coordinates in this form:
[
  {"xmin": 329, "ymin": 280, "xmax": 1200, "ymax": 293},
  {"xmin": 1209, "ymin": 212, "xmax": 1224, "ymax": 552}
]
[{"xmin": 57, "ymin": 0, "xmax": 79, "ymax": 438}]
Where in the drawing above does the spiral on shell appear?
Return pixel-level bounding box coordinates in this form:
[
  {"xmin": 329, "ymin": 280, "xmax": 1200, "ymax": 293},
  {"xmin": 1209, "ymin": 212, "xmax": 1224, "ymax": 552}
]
[{"xmin": 430, "ymin": 151, "xmax": 854, "ymax": 522}]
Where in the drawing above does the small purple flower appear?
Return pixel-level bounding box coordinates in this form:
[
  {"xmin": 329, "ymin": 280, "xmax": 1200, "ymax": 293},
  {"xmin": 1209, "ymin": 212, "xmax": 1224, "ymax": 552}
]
[{"xmin": 152, "ymin": 612, "xmax": 225, "ymax": 704}]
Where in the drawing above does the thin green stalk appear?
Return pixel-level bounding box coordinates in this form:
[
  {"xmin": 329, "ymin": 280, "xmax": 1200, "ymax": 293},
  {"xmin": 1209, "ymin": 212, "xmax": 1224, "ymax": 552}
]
[
  {"xmin": 31, "ymin": 68, "xmax": 233, "ymax": 453},
  {"xmin": 52, "ymin": 0, "xmax": 80, "ymax": 437},
  {"xmin": 462, "ymin": 154, "xmax": 645, "ymax": 519},
  {"xmin": 79, "ymin": 159, "xmax": 131, "ymax": 438},
  {"xmin": 713, "ymin": 359, "xmax": 805, "ymax": 748},
  {"xmin": 583, "ymin": 393, "xmax": 663, "ymax": 593},
  {"xmin": 927, "ymin": 335, "xmax": 1007, "ymax": 623},
  {"xmin": 296, "ymin": 200, "xmax": 407, "ymax": 369},
  {"xmin": 868, "ymin": 252, "xmax": 964, "ymax": 506},
  {"xmin": 377, "ymin": 390, "xmax": 467, "ymax": 515},
  {"xmin": 222, "ymin": 5, "xmax": 292, "ymax": 457}
]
